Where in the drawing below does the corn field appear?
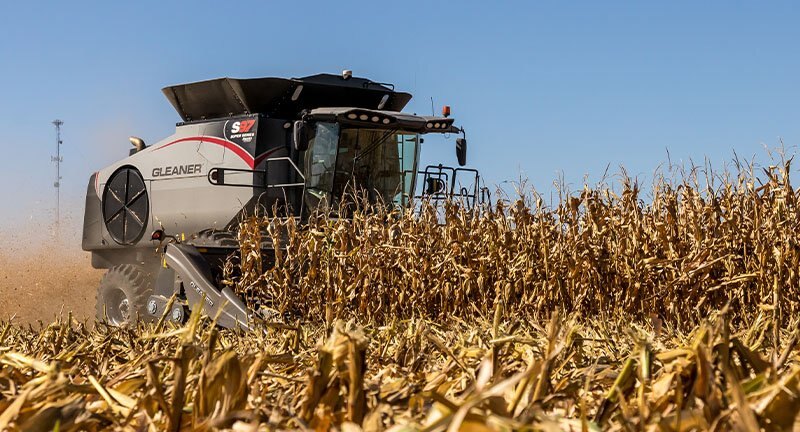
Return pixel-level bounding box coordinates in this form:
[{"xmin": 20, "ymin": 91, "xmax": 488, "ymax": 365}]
[
  {"xmin": 3, "ymin": 157, "xmax": 800, "ymax": 430},
  {"xmin": 236, "ymin": 156, "xmax": 800, "ymax": 328}
]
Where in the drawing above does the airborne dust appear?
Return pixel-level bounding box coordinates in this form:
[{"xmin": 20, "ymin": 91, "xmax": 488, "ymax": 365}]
[{"xmin": 0, "ymin": 211, "xmax": 102, "ymax": 324}]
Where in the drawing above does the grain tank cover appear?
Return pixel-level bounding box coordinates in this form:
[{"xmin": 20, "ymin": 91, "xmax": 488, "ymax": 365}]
[{"xmin": 162, "ymin": 74, "xmax": 413, "ymax": 122}]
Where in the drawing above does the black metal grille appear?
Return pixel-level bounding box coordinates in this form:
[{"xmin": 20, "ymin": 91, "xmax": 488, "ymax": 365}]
[{"xmin": 102, "ymin": 167, "xmax": 149, "ymax": 245}]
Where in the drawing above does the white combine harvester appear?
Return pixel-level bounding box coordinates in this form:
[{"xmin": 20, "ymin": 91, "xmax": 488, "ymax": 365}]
[{"xmin": 82, "ymin": 71, "xmax": 482, "ymax": 329}]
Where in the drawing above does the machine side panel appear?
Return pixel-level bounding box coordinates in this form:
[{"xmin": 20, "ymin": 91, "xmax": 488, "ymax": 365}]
[
  {"xmin": 225, "ymin": 118, "xmax": 295, "ymax": 225},
  {"xmin": 82, "ymin": 173, "xmax": 103, "ymax": 250},
  {"xmin": 147, "ymin": 120, "xmax": 256, "ymax": 235},
  {"xmin": 88, "ymin": 114, "xmax": 295, "ymax": 249}
]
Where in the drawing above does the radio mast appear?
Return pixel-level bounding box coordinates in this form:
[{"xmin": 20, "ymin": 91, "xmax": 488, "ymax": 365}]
[{"xmin": 52, "ymin": 119, "xmax": 63, "ymax": 233}]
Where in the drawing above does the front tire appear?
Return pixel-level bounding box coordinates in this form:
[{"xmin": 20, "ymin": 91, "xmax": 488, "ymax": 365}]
[{"xmin": 96, "ymin": 264, "xmax": 153, "ymax": 326}]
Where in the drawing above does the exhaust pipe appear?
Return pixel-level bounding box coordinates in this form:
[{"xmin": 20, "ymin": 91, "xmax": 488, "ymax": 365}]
[{"xmin": 129, "ymin": 136, "xmax": 146, "ymax": 154}]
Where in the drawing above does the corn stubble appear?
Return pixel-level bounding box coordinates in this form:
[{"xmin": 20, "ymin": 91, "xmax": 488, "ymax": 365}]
[{"xmin": 3, "ymin": 158, "xmax": 800, "ymax": 430}]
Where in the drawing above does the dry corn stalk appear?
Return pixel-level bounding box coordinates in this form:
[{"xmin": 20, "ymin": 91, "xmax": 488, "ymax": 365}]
[
  {"xmin": 301, "ymin": 321, "xmax": 368, "ymax": 428},
  {"xmin": 1, "ymin": 156, "xmax": 800, "ymax": 430},
  {"xmin": 228, "ymin": 156, "xmax": 800, "ymax": 332}
]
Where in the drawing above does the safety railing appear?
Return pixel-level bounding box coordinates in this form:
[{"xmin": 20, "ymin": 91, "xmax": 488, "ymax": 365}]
[
  {"xmin": 207, "ymin": 157, "xmax": 307, "ymax": 217},
  {"xmin": 402, "ymin": 164, "xmax": 489, "ymax": 212}
]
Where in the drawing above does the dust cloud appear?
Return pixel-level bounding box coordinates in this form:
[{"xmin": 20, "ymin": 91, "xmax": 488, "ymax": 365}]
[
  {"xmin": 0, "ymin": 211, "xmax": 103, "ymax": 324},
  {"xmin": 0, "ymin": 112, "xmax": 149, "ymax": 325}
]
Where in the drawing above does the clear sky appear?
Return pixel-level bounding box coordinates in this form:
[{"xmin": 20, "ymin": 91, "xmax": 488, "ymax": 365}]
[{"xmin": 1, "ymin": 1, "xmax": 798, "ymax": 228}]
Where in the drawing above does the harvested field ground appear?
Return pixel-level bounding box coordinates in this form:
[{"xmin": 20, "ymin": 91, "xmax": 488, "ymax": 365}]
[{"xmin": 1, "ymin": 311, "xmax": 799, "ymax": 431}]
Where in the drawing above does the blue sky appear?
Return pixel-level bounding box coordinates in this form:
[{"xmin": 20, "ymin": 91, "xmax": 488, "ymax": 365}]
[{"xmin": 0, "ymin": 1, "xmax": 798, "ymax": 227}]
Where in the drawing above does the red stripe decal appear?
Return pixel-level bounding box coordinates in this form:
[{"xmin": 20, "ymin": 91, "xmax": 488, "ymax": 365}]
[
  {"xmin": 254, "ymin": 147, "xmax": 284, "ymax": 166},
  {"xmin": 156, "ymin": 136, "xmax": 283, "ymax": 169}
]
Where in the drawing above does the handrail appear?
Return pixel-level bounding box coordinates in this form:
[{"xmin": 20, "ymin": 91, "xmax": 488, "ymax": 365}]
[
  {"xmin": 207, "ymin": 157, "xmax": 306, "ymax": 189},
  {"xmin": 262, "ymin": 157, "xmax": 306, "ymax": 187},
  {"xmin": 401, "ymin": 164, "xmax": 485, "ymax": 211},
  {"xmin": 207, "ymin": 156, "xmax": 308, "ymax": 218}
]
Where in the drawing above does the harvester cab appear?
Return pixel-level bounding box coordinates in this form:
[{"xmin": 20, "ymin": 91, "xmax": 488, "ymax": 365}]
[{"xmin": 82, "ymin": 71, "xmax": 482, "ymax": 329}]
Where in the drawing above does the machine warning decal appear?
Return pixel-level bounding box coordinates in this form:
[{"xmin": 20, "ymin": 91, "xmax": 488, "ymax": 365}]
[
  {"xmin": 152, "ymin": 164, "xmax": 202, "ymax": 177},
  {"xmin": 224, "ymin": 118, "xmax": 257, "ymax": 144}
]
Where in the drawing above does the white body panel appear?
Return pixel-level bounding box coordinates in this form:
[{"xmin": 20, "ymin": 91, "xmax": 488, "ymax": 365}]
[{"xmin": 91, "ymin": 121, "xmax": 283, "ymax": 247}]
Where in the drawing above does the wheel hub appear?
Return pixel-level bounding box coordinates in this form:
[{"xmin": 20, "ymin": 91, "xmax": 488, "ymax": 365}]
[
  {"xmin": 104, "ymin": 288, "xmax": 132, "ymax": 326},
  {"xmin": 147, "ymin": 299, "xmax": 158, "ymax": 315},
  {"xmin": 119, "ymin": 298, "xmax": 130, "ymax": 321},
  {"xmin": 171, "ymin": 306, "xmax": 184, "ymax": 323}
]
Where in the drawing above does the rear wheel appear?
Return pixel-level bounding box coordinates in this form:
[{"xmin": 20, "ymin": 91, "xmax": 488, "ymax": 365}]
[{"xmin": 96, "ymin": 264, "xmax": 153, "ymax": 326}]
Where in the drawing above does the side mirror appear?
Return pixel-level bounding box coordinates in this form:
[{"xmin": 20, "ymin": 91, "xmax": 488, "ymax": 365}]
[
  {"xmin": 293, "ymin": 121, "xmax": 309, "ymax": 152},
  {"xmin": 455, "ymin": 137, "xmax": 467, "ymax": 166}
]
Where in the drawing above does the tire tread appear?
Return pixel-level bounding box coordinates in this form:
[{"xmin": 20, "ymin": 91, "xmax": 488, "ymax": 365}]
[{"xmin": 95, "ymin": 264, "xmax": 153, "ymax": 325}]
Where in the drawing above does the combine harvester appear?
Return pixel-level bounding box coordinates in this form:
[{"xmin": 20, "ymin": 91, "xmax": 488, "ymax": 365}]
[{"xmin": 82, "ymin": 71, "xmax": 482, "ymax": 329}]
